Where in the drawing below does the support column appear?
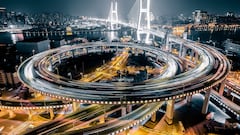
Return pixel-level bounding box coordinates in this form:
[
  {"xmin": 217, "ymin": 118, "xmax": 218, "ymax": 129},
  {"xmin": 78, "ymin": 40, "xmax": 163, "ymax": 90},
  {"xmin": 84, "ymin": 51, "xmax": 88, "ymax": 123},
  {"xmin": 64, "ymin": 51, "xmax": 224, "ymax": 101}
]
[
  {"xmin": 99, "ymin": 115, "xmax": 105, "ymax": 124},
  {"xmin": 49, "ymin": 59, "xmax": 53, "ymax": 71},
  {"xmin": 121, "ymin": 107, "xmax": 127, "ymax": 116},
  {"xmin": 165, "ymin": 100, "xmax": 175, "ymax": 125},
  {"xmin": 127, "ymin": 105, "xmax": 132, "ymax": 113},
  {"xmin": 28, "ymin": 110, "xmax": 33, "ymax": 120},
  {"xmin": 194, "ymin": 53, "xmax": 199, "ymax": 64},
  {"xmin": 190, "ymin": 50, "xmax": 194, "ymax": 61},
  {"xmin": 227, "ymin": 89, "xmax": 232, "ymax": 96},
  {"xmin": 72, "ymin": 102, "xmax": 80, "ymax": 112},
  {"xmin": 182, "ymin": 47, "xmax": 187, "ymax": 58},
  {"xmin": 202, "ymin": 89, "xmax": 211, "ymax": 114},
  {"xmin": 186, "ymin": 95, "xmax": 192, "ymax": 104},
  {"xmin": 49, "ymin": 108, "xmax": 54, "ymax": 120},
  {"xmin": 169, "ymin": 43, "xmax": 172, "ymax": 53},
  {"xmin": 125, "ymin": 129, "xmax": 130, "ymax": 135},
  {"xmin": 71, "ymin": 50, "xmax": 75, "ymax": 58},
  {"xmin": 219, "ymin": 80, "xmax": 226, "ymax": 96},
  {"xmin": 179, "ymin": 44, "xmax": 183, "ymax": 57},
  {"xmin": 151, "ymin": 112, "xmax": 157, "ymax": 122},
  {"xmin": 58, "ymin": 55, "xmax": 61, "ymax": 64},
  {"xmin": 10, "ymin": 73, "xmax": 15, "ymax": 88},
  {"xmin": 165, "ymin": 36, "xmax": 169, "ymax": 51}
]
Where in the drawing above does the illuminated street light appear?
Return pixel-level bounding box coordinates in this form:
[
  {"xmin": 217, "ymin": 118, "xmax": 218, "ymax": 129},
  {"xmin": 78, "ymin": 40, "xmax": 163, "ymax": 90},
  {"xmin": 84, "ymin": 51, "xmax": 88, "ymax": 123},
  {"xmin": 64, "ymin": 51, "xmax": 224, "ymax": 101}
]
[
  {"xmin": 20, "ymin": 56, "xmax": 23, "ymax": 63},
  {"xmin": 67, "ymin": 72, "xmax": 73, "ymax": 80},
  {"xmin": 32, "ymin": 49, "xmax": 35, "ymax": 56},
  {"xmin": 55, "ymin": 67, "xmax": 59, "ymax": 76}
]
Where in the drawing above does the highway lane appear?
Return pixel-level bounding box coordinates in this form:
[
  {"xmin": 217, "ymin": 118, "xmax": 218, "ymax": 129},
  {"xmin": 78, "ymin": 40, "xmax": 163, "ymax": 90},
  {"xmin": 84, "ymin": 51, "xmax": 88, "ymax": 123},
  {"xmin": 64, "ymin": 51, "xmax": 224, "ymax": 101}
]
[
  {"xmin": 23, "ymin": 105, "xmax": 120, "ymax": 135},
  {"xmin": 17, "ymin": 18, "xmax": 231, "ymax": 106},
  {"xmin": 15, "ymin": 18, "xmax": 232, "ymax": 135},
  {"xmin": 22, "ymin": 105, "xmax": 101, "ymax": 135},
  {"xmin": 55, "ymin": 102, "xmax": 164, "ymax": 135},
  {"xmin": 225, "ymin": 80, "xmax": 240, "ymax": 96},
  {"xmin": 17, "ymin": 40, "xmax": 230, "ymax": 104}
]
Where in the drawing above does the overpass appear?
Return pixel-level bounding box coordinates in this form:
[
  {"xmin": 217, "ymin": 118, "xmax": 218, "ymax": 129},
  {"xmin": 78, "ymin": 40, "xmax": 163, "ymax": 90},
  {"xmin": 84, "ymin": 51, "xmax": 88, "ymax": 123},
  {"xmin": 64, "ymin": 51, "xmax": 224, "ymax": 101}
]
[{"xmin": 11, "ymin": 0, "xmax": 238, "ymax": 134}]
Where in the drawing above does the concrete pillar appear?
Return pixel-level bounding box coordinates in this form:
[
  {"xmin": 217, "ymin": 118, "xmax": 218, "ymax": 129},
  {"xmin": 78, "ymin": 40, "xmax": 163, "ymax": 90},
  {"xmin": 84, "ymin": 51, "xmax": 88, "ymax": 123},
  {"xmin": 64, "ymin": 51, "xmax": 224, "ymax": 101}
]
[
  {"xmin": 49, "ymin": 59, "xmax": 53, "ymax": 71},
  {"xmin": 165, "ymin": 36, "xmax": 169, "ymax": 51},
  {"xmin": 194, "ymin": 53, "xmax": 199, "ymax": 64},
  {"xmin": 121, "ymin": 107, "xmax": 127, "ymax": 116},
  {"xmin": 219, "ymin": 80, "xmax": 226, "ymax": 96},
  {"xmin": 10, "ymin": 73, "xmax": 15, "ymax": 88},
  {"xmin": 227, "ymin": 89, "xmax": 232, "ymax": 96},
  {"xmin": 182, "ymin": 47, "xmax": 187, "ymax": 58},
  {"xmin": 186, "ymin": 95, "xmax": 192, "ymax": 104},
  {"xmin": 99, "ymin": 115, "xmax": 105, "ymax": 124},
  {"xmin": 71, "ymin": 50, "xmax": 75, "ymax": 58},
  {"xmin": 169, "ymin": 43, "xmax": 172, "ymax": 53},
  {"xmin": 7, "ymin": 110, "xmax": 16, "ymax": 119},
  {"xmin": 202, "ymin": 89, "xmax": 211, "ymax": 114},
  {"xmin": 116, "ymin": 45, "xmax": 118, "ymax": 52},
  {"xmin": 58, "ymin": 55, "xmax": 61, "ymax": 64},
  {"xmin": 190, "ymin": 50, "xmax": 194, "ymax": 61},
  {"xmin": 127, "ymin": 105, "xmax": 132, "ymax": 113},
  {"xmin": 124, "ymin": 129, "xmax": 130, "ymax": 135},
  {"xmin": 165, "ymin": 100, "xmax": 175, "ymax": 125},
  {"xmin": 49, "ymin": 108, "xmax": 54, "ymax": 120},
  {"xmin": 179, "ymin": 44, "xmax": 183, "ymax": 57},
  {"xmin": 151, "ymin": 112, "xmax": 157, "ymax": 122},
  {"xmin": 28, "ymin": 110, "xmax": 33, "ymax": 120},
  {"xmin": 72, "ymin": 102, "xmax": 80, "ymax": 112}
]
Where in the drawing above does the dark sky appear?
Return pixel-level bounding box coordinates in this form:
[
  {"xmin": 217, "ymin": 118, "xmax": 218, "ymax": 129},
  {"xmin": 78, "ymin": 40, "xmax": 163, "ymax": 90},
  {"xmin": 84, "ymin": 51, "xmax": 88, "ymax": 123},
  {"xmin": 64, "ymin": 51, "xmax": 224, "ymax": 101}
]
[{"xmin": 0, "ymin": 0, "xmax": 239, "ymax": 18}]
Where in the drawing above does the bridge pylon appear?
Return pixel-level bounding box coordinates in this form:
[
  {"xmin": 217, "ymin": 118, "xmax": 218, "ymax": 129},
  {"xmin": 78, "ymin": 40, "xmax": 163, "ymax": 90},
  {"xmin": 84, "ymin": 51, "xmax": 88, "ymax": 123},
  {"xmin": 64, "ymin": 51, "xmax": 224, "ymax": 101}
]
[
  {"xmin": 108, "ymin": 0, "xmax": 119, "ymax": 30},
  {"xmin": 137, "ymin": 0, "xmax": 151, "ymax": 43}
]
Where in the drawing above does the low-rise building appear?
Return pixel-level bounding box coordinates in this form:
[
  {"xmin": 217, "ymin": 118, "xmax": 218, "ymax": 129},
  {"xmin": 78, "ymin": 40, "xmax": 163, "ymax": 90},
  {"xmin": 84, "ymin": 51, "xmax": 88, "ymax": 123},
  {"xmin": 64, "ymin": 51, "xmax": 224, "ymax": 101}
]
[
  {"xmin": 16, "ymin": 38, "xmax": 50, "ymax": 55},
  {"xmin": 223, "ymin": 39, "xmax": 240, "ymax": 56}
]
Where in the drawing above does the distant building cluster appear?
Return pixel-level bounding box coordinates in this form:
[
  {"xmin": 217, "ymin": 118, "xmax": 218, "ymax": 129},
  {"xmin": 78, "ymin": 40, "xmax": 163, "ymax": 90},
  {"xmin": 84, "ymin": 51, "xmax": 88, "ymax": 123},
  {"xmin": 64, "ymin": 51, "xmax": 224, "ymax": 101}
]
[
  {"xmin": 0, "ymin": 7, "xmax": 76, "ymax": 29},
  {"xmin": 31, "ymin": 12, "xmax": 76, "ymax": 27},
  {"xmin": 0, "ymin": 7, "xmax": 32, "ymax": 29},
  {"xmin": 223, "ymin": 39, "xmax": 240, "ymax": 56},
  {"xmin": 192, "ymin": 10, "xmax": 240, "ymax": 25}
]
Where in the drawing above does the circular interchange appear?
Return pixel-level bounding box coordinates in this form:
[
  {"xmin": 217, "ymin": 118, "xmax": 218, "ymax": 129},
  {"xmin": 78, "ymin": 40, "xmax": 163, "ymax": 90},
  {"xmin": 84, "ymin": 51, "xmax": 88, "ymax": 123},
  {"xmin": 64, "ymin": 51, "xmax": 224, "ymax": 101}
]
[
  {"xmin": 18, "ymin": 19, "xmax": 231, "ymax": 135},
  {"xmin": 18, "ymin": 39, "xmax": 231, "ymax": 105}
]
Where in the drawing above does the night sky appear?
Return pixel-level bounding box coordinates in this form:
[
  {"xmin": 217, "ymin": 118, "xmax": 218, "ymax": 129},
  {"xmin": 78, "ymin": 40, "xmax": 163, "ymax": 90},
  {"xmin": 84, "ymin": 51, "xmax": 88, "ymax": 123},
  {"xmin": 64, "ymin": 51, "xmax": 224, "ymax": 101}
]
[{"xmin": 0, "ymin": 0, "xmax": 239, "ymax": 17}]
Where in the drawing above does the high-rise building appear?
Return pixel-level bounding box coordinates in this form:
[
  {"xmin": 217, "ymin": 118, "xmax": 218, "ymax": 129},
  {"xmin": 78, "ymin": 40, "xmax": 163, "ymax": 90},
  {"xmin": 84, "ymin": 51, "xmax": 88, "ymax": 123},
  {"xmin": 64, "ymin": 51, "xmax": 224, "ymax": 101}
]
[
  {"xmin": 192, "ymin": 10, "xmax": 209, "ymax": 24},
  {"xmin": 0, "ymin": 7, "xmax": 7, "ymax": 26}
]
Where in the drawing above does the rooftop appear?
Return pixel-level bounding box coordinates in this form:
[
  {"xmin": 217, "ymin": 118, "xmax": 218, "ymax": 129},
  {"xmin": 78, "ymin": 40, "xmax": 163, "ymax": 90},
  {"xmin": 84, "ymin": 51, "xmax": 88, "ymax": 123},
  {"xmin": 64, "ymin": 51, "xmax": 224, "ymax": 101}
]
[{"xmin": 19, "ymin": 38, "xmax": 48, "ymax": 43}]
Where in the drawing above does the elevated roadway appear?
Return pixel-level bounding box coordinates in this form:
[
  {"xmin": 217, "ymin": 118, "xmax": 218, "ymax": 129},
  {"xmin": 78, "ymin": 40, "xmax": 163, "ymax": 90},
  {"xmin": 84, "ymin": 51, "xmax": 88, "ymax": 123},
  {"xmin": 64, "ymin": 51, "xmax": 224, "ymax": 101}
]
[{"xmin": 16, "ymin": 18, "xmax": 232, "ymax": 135}]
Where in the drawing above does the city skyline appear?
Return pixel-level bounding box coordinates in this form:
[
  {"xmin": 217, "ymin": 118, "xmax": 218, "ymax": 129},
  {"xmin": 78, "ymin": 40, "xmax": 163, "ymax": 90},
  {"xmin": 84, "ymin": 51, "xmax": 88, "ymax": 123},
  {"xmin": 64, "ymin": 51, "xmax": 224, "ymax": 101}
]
[{"xmin": 0, "ymin": 0, "xmax": 240, "ymax": 17}]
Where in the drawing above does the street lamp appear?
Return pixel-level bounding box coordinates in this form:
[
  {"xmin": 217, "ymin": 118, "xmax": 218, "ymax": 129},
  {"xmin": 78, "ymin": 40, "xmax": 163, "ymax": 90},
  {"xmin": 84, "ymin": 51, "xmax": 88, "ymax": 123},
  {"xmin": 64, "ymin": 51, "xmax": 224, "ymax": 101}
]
[
  {"xmin": 80, "ymin": 72, "xmax": 84, "ymax": 79},
  {"xmin": 20, "ymin": 56, "xmax": 23, "ymax": 63},
  {"xmin": 32, "ymin": 49, "xmax": 35, "ymax": 56},
  {"xmin": 55, "ymin": 67, "xmax": 59, "ymax": 76},
  {"xmin": 15, "ymin": 65, "xmax": 19, "ymax": 72},
  {"xmin": 74, "ymin": 64, "xmax": 77, "ymax": 73},
  {"xmin": 67, "ymin": 72, "xmax": 73, "ymax": 80},
  {"xmin": 82, "ymin": 61, "xmax": 85, "ymax": 74}
]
